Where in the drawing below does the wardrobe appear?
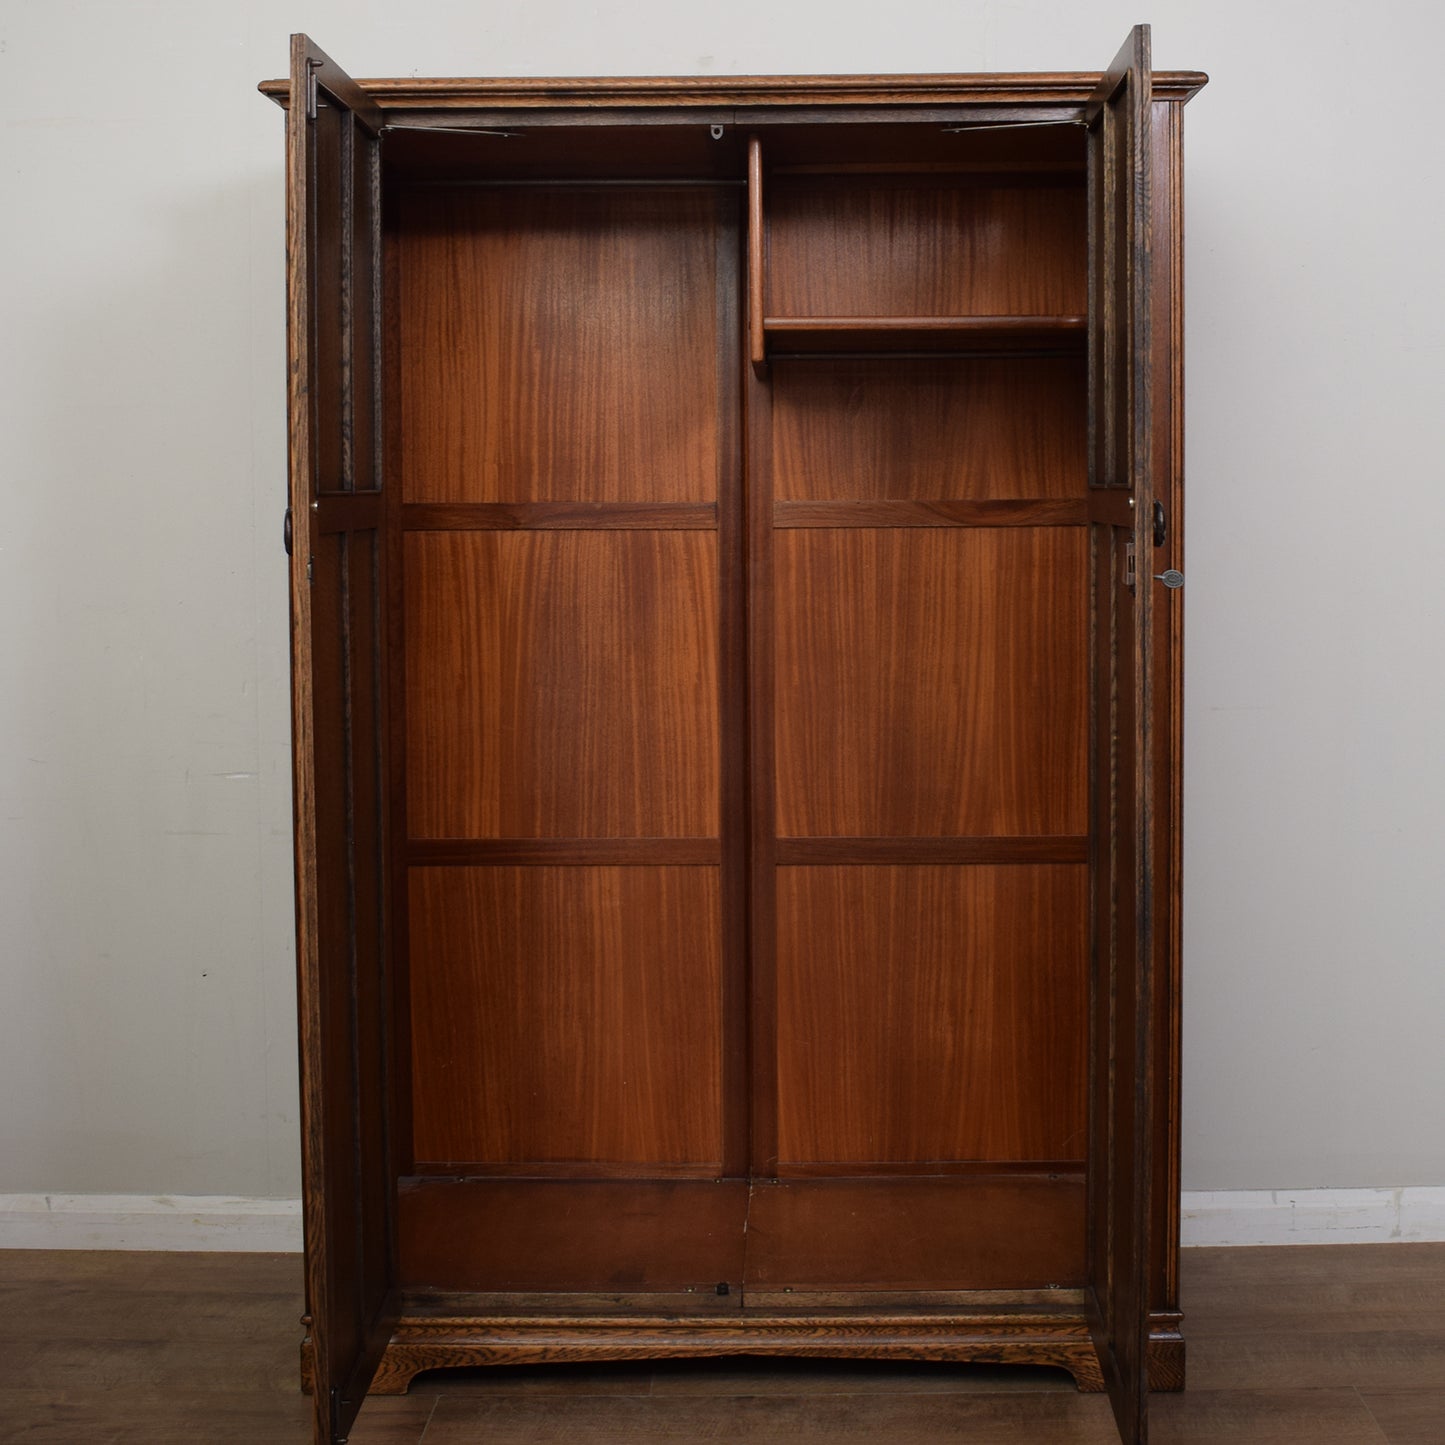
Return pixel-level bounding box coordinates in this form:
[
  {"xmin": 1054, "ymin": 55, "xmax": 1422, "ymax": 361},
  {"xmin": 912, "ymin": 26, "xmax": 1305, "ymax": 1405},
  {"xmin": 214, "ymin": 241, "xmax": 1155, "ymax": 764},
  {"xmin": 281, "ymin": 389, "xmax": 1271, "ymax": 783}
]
[{"xmin": 262, "ymin": 28, "xmax": 1204, "ymax": 1445}]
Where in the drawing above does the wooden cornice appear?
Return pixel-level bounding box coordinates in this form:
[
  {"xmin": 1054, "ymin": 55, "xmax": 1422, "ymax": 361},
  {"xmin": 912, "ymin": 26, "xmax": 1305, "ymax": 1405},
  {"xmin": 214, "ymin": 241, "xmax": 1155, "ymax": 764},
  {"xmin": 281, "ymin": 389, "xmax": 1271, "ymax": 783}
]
[{"xmin": 259, "ymin": 70, "xmax": 1208, "ymax": 111}]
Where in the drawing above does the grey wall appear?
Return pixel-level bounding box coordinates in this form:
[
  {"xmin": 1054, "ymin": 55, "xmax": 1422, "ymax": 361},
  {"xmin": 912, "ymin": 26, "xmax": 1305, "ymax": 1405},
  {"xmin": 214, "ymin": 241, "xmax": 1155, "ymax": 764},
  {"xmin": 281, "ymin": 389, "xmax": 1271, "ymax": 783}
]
[{"xmin": 2, "ymin": 0, "xmax": 1441, "ymax": 1199}]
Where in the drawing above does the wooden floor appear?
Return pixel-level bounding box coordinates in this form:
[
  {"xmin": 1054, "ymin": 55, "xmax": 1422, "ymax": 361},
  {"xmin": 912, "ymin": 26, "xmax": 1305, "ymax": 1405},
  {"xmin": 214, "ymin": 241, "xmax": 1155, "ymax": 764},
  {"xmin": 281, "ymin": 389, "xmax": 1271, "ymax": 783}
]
[{"xmin": 1, "ymin": 1244, "xmax": 1441, "ymax": 1442}]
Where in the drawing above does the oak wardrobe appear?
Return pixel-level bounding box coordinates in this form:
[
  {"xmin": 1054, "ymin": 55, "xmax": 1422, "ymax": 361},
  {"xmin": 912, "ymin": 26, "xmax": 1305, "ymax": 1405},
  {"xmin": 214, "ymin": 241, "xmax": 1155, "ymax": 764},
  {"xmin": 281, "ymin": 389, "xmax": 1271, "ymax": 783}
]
[{"xmin": 262, "ymin": 27, "xmax": 1204, "ymax": 1444}]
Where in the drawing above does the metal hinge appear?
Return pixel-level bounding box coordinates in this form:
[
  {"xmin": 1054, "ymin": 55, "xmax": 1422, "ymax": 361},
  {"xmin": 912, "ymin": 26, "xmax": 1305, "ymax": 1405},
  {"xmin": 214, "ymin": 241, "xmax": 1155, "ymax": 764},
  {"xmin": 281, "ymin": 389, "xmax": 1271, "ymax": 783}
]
[
  {"xmin": 1124, "ymin": 539, "xmax": 1137, "ymax": 592},
  {"xmin": 306, "ymin": 58, "xmax": 322, "ymax": 122},
  {"xmin": 330, "ymin": 1386, "xmax": 349, "ymax": 1443}
]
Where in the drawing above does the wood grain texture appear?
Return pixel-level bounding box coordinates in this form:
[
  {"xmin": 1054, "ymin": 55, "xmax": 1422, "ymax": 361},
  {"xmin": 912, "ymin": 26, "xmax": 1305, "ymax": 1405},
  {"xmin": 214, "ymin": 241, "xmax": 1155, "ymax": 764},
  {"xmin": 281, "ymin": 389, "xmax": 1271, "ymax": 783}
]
[
  {"xmin": 405, "ymin": 531, "xmax": 719, "ymax": 839},
  {"xmin": 774, "ymin": 528, "xmax": 1087, "ymax": 837},
  {"xmin": 774, "ymin": 866, "xmax": 1087, "ymax": 1165},
  {"xmin": 772, "ymin": 358, "xmax": 1086, "ymax": 501},
  {"xmin": 744, "ymin": 1179, "xmax": 1085, "ymax": 1291},
  {"xmin": 408, "ymin": 867, "xmax": 723, "ymax": 1169},
  {"xmin": 1181, "ymin": 1243, "xmax": 1445, "ymax": 1348},
  {"xmin": 398, "ymin": 187, "xmax": 723, "ymax": 502},
  {"xmin": 397, "ymin": 1180, "xmax": 748, "ymax": 1292},
  {"xmin": 405, "ymin": 1390, "xmax": 1131, "ymax": 1441},
  {"xmin": 1357, "ymin": 1389, "xmax": 1445, "ymax": 1444},
  {"xmin": 767, "ymin": 182, "xmax": 1085, "ymax": 320}
]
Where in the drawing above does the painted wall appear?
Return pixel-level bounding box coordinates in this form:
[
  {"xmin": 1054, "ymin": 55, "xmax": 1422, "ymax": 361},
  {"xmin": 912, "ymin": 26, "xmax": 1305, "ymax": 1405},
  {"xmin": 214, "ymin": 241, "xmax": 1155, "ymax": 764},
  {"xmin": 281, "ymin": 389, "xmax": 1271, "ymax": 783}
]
[{"xmin": 2, "ymin": 0, "xmax": 1442, "ymax": 1199}]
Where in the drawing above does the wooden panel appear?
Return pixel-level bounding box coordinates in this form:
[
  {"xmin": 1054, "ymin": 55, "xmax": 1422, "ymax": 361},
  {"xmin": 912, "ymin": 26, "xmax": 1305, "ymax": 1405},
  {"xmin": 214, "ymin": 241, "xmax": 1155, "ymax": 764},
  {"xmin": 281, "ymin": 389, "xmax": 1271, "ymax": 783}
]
[
  {"xmin": 767, "ymin": 182, "xmax": 1085, "ymax": 319},
  {"xmin": 744, "ymin": 1178, "xmax": 1085, "ymax": 1290},
  {"xmin": 398, "ymin": 1180, "xmax": 748, "ymax": 1292},
  {"xmin": 408, "ymin": 867, "xmax": 723, "ymax": 1169},
  {"xmin": 774, "ymin": 529, "xmax": 1087, "ymax": 837},
  {"xmin": 405, "ymin": 531, "xmax": 718, "ymax": 839},
  {"xmin": 775, "ymin": 866, "xmax": 1087, "ymax": 1165},
  {"xmin": 398, "ymin": 187, "xmax": 723, "ymax": 502},
  {"xmin": 772, "ymin": 358, "xmax": 1085, "ymax": 501}
]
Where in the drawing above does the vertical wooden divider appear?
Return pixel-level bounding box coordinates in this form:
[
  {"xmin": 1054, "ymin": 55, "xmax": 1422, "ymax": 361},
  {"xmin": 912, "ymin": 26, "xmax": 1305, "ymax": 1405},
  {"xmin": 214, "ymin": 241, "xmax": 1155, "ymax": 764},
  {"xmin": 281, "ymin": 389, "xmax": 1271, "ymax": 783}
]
[
  {"xmin": 380, "ymin": 184, "xmax": 414, "ymax": 1180},
  {"xmin": 746, "ymin": 358, "xmax": 777, "ymax": 1179},
  {"xmin": 717, "ymin": 189, "xmax": 749, "ymax": 1179}
]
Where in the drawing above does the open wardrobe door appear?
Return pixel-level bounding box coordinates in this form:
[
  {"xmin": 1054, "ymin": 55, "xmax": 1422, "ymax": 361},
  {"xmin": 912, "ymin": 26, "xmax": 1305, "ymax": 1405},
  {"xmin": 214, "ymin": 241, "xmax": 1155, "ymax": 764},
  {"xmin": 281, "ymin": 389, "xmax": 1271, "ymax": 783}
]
[
  {"xmin": 283, "ymin": 34, "xmax": 397, "ymax": 1445},
  {"xmin": 1085, "ymin": 23, "xmax": 1157, "ymax": 1445}
]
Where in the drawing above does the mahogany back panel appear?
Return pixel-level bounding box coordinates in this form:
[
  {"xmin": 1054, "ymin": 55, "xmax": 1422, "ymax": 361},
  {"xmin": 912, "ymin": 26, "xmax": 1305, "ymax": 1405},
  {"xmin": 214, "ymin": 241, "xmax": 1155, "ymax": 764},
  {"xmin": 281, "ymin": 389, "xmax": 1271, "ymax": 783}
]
[
  {"xmin": 773, "ymin": 527, "xmax": 1088, "ymax": 838},
  {"xmin": 775, "ymin": 865, "xmax": 1087, "ymax": 1167},
  {"xmin": 404, "ymin": 530, "xmax": 720, "ymax": 840},
  {"xmin": 772, "ymin": 357, "xmax": 1087, "ymax": 501},
  {"xmin": 766, "ymin": 180, "xmax": 1086, "ymax": 318},
  {"xmin": 408, "ymin": 866, "xmax": 723, "ymax": 1171},
  {"xmin": 398, "ymin": 188, "xmax": 723, "ymax": 502},
  {"xmin": 394, "ymin": 180, "xmax": 741, "ymax": 1183}
]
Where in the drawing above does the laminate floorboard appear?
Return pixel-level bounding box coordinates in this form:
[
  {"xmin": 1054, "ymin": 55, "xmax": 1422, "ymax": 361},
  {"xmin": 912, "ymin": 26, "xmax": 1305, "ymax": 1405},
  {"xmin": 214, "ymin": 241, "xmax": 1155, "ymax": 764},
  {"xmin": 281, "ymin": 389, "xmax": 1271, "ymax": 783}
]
[{"xmin": 0, "ymin": 1244, "xmax": 1439, "ymax": 1443}]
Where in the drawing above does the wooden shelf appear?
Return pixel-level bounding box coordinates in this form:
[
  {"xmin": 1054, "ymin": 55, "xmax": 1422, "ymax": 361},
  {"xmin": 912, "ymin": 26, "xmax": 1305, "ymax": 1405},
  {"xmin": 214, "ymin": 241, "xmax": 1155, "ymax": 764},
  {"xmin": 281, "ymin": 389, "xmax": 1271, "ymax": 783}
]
[{"xmin": 764, "ymin": 315, "xmax": 1087, "ymax": 356}]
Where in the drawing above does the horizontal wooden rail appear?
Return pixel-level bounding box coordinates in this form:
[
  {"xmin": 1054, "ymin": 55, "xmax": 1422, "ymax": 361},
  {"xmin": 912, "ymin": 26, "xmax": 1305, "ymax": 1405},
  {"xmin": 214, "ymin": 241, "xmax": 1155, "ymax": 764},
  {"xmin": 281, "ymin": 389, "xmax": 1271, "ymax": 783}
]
[
  {"xmin": 401, "ymin": 502, "xmax": 718, "ymax": 530},
  {"xmin": 775, "ymin": 836, "xmax": 1088, "ymax": 865},
  {"xmin": 774, "ymin": 499, "xmax": 1087, "ymax": 528},
  {"xmin": 408, "ymin": 838, "xmax": 722, "ymax": 866}
]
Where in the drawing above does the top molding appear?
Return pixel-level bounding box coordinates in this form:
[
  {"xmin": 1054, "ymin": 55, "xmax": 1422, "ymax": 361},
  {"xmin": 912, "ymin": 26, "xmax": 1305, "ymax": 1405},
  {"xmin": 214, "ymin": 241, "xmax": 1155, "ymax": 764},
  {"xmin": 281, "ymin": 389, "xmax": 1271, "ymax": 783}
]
[{"xmin": 258, "ymin": 71, "xmax": 1208, "ymax": 111}]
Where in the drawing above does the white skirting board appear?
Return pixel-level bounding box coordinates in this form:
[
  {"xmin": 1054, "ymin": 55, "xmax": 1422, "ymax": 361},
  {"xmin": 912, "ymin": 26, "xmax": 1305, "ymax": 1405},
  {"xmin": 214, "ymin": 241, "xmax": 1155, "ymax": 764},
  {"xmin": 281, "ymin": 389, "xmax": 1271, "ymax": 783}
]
[
  {"xmin": 1, "ymin": 1187, "xmax": 1444, "ymax": 1252},
  {"xmin": 0, "ymin": 1194, "xmax": 303, "ymax": 1252},
  {"xmin": 1180, "ymin": 1187, "xmax": 1445, "ymax": 1247}
]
